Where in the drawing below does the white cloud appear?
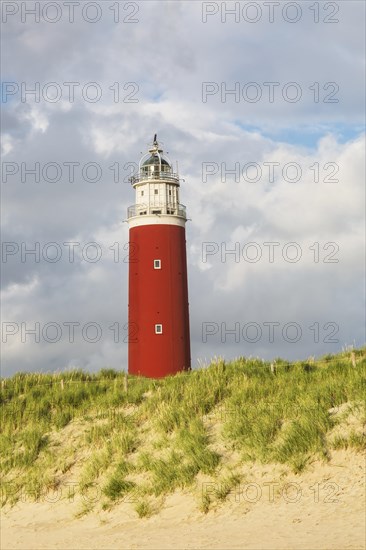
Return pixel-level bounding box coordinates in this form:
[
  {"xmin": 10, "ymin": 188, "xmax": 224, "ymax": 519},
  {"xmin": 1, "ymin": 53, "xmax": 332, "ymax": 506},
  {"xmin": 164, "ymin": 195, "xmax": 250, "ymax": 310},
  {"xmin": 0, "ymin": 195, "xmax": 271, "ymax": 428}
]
[
  {"xmin": 1, "ymin": 133, "xmax": 15, "ymax": 156},
  {"xmin": 1, "ymin": 1, "xmax": 365, "ymax": 375}
]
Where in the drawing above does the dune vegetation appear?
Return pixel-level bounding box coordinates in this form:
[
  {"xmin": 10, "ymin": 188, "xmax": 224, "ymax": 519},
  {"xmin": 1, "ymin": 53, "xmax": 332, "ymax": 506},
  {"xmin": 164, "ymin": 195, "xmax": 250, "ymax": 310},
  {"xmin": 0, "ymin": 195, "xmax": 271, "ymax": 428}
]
[{"xmin": 1, "ymin": 348, "xmax": 365, "ymax": 518}]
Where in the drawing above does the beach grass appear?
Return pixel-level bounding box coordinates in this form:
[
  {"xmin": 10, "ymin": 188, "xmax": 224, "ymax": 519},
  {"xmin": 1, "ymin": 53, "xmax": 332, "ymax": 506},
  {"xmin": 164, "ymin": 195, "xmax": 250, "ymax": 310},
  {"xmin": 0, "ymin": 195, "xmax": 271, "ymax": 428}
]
[{"xmin": 1, "ymin": 347, "xmax": 365, "ymax": 515}]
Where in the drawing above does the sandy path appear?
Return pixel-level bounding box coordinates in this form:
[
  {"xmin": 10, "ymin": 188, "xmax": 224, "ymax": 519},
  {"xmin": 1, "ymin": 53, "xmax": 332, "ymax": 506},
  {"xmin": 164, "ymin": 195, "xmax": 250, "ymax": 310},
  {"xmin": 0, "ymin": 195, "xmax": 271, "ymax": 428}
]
[{"xmin": 1, "ymin": 451, "xmax": 365, "ymax": 550}]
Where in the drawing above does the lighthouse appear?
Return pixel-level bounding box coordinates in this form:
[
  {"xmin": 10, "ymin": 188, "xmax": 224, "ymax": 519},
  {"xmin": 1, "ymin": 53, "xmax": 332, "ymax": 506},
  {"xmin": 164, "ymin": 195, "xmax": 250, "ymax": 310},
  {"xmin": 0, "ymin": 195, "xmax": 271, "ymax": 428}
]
[{"xmin": 127, "ymin": 135, "xmax": 191, "ymax": 378}]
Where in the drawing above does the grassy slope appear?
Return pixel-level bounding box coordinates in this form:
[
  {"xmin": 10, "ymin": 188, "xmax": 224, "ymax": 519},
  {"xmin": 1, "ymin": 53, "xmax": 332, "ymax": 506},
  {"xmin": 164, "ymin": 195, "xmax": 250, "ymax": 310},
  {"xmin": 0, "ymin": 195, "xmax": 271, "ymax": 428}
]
[{"xmin": 1, "ymin": 348, "xmax": 365, "ymax": 517}]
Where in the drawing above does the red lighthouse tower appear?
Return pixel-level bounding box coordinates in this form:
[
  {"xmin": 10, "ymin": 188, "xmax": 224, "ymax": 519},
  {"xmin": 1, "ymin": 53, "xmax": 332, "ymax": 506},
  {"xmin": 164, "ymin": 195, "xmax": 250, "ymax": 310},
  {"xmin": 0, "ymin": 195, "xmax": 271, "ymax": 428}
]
[{"xmin": 127, "ymin": 135, "xmax": 191, "ymax": 378}]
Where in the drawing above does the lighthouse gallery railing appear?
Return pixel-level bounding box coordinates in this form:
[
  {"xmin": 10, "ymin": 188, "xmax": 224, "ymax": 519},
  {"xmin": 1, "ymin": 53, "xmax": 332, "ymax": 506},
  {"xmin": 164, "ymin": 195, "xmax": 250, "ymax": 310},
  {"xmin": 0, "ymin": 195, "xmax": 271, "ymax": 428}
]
[
  {"xmin": 127, "ymin": 203, "xmax": 187, "ymax": 220},
  {"xmin": 129, "ymin": 172, "xmax": 180, "ymax": 185}
]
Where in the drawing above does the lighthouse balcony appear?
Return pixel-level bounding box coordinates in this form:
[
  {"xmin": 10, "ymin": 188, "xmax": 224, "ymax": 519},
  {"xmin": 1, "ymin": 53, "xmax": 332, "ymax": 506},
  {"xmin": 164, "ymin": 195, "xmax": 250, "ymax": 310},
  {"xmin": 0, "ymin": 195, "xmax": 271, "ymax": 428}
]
[
  {"xmin": 127, "ymin": 203, "xmax": 187, "ymax": 220},
  {"xmin": 129, "ymin": 172, "xmax": 180, "ymax": 185}
]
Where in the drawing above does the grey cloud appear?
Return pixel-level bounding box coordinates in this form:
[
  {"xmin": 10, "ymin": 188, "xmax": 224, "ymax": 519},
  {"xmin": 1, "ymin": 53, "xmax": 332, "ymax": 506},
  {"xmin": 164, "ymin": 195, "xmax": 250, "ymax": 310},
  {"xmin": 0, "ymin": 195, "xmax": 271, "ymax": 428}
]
[{"xmin": 1, "ymin": 1, "xmax": 365, "ymax": 376}]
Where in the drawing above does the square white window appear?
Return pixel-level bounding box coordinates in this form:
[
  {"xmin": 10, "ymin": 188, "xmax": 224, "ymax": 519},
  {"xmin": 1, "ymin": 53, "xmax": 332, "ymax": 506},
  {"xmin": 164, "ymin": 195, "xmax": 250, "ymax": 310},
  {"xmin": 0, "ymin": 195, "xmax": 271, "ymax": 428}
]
[
  {"xmin": 155, "ymin": 324, "xmax": 163, "ymax": 334},
  {"xmin": 154, "ymin": 259, "xmax": 161, "ymax": 269},
  {"xmin": 154, "ymin": 189, "xmax": 159, "ymax": 194}
]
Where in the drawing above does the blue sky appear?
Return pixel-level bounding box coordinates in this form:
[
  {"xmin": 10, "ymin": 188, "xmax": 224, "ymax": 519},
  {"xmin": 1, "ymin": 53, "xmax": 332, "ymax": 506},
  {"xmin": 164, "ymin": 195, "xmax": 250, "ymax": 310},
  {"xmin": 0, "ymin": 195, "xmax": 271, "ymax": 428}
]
[{"xmin": 234, "ymin": 121, "xmax": 364, "ymax": 149}]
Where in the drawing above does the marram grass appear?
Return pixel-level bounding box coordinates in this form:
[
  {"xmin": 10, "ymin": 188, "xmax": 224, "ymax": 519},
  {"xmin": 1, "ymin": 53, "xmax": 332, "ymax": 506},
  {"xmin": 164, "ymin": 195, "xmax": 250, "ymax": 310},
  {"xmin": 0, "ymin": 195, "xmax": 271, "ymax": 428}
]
[{"xmin": 0, "ymin": 348, "xmax": 365, "ymax": 516}]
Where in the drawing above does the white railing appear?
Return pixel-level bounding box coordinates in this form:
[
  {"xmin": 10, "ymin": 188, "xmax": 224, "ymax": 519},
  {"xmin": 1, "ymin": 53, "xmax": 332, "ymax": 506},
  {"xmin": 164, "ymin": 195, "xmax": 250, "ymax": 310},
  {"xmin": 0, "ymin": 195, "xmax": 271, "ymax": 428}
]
[
  {"xmin": 127, "ymin": 203, "xmax": 187, "ymax": 219},
  {"xmin": 129, "ymin": 171, "xmax": 180, "ymax": 185}
]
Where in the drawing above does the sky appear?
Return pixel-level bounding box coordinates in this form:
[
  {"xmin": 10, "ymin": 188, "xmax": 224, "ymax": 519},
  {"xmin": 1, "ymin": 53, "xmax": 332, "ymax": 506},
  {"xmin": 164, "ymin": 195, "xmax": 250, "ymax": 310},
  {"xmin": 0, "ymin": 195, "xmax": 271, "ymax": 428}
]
[{"xmin": 1, "ymin": 0, "xmax": 365, "ymax": 376}]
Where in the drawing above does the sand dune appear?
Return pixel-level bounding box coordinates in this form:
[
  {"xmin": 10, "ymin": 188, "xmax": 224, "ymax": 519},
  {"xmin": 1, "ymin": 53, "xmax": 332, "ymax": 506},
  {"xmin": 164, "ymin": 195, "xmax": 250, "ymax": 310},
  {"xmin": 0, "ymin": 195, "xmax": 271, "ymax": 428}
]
[{"xmin": 2, "ymin": 450, "xmax": 365, "ymax": 550}]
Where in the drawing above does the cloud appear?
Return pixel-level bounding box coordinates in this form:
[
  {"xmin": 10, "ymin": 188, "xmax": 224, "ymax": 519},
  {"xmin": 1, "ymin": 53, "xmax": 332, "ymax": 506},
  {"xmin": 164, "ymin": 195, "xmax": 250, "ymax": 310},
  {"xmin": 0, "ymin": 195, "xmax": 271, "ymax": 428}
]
[{"xmin": 1, "ymin": 1, "xmax": 365, "ymax": 375}]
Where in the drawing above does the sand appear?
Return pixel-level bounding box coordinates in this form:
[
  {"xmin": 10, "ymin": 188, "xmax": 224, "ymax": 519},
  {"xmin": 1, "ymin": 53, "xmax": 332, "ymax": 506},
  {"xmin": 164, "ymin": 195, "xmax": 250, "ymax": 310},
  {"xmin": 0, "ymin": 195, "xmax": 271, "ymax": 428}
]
[{"xmin": 1, "ymin": 450, "xmax": 365, "ymax": 550}]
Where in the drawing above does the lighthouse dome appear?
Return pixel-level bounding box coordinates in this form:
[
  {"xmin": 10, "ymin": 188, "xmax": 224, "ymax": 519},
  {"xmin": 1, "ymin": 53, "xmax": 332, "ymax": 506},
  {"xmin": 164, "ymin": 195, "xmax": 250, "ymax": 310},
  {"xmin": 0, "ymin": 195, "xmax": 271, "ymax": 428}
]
[
  {"xmin": 142, "ymin": 154, "xmax": 171, "ymax": 168},
  {"xmin": 132, "ymin": 135, "xmax": 176, "ymax": 182}
]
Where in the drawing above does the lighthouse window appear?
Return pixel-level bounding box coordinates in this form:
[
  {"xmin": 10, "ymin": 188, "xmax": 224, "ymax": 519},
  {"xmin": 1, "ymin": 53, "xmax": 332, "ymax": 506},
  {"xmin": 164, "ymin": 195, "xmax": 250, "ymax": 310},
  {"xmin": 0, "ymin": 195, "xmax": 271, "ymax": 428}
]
[
  {"xmin": 154, "ymin": 189, "xmax": 158, "ymax": 194},
  {"xmin": 169, "ymin": 190, "xmax": 172, "ymax": 196},
  {"xmin": 154, "ymin": 259, "xmax": 161, "ymax": 269},
  {"xmin": 155, "ymin": 324, "xmax": 163, "ymax": 334},
  {"xmin": 141, "ymin": 191, "xmax": 144, "ymax": 196}
]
